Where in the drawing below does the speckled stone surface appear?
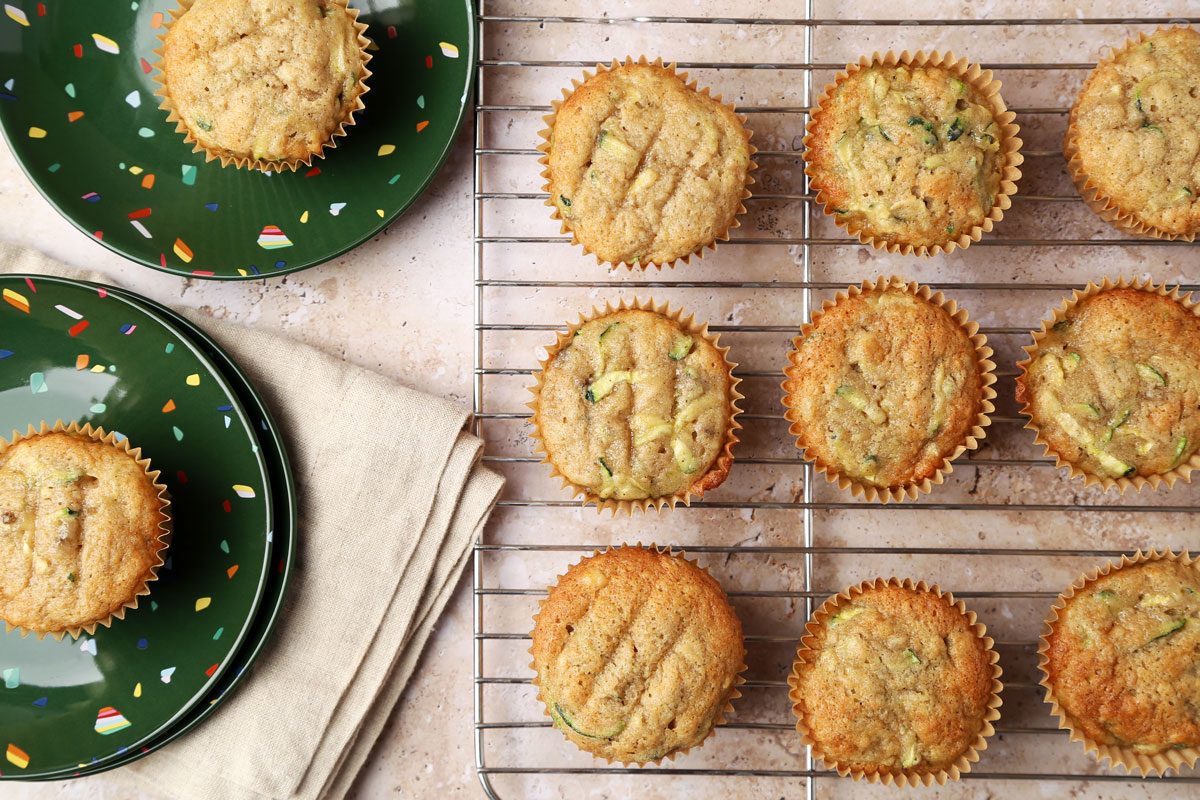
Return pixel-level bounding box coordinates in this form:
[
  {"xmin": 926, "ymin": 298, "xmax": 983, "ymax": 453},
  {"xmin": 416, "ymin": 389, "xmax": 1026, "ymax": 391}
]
[{"xmin": 7, "ymin": 1, "xmax": 1200, "ymax": 799}]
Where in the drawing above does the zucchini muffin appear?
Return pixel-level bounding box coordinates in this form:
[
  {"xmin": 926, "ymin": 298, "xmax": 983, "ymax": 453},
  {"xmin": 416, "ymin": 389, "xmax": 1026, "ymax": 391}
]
[
  {"xmin": 789, "ymin": 580, "xmax": 1000, "ymax": 784},
  {"xmin": 540, "ymin": 59, "xmax": 754, "ymax": 267},
  {"xmin": 1041, "ymin": 555, "xmax": 1200, "ymax": 770},
  {"xmin": 781, "ymin": 279, "xmax": 993, "ymax": 501},
  {"xmin": 1066, "ymin": 28, "xmax": 1200, "ymax": 239},
  {"xmin": 806, "ymin": 54, "xmax": 1018, "ymax": 254},
  {"xmin": 531, "ymin": 304, "xmax": 739, "ymax": 510},
  {"xmin": 530, "ymin": 547, "xmax": 745, "ymax": 763},
  {"xmin": 1017, "ymin": 284, "xmax": 1200, "ymax": 487},
  {"xmin": 157, "ymin": 0, "xmax": 370, "ymax": 169},
  {"xmin": 0, "ymin": 427, "xmax": 170, "ymax": 637}
]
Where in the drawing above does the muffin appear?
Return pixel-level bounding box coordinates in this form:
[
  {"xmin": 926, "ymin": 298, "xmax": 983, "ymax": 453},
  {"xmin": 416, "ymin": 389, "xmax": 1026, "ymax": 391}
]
[
  {"xmin": 530, "ymin": 546, "xmax": 745, "ymax": 764},
  {"xmin": 805, "ymin": 51, "xmax": 1022, "ymax": 255},
  {"xmin": 1016, "ymin": 280, "xmax": 1200, "ymax": 491},
  {"xmin": 156, "ymin": 0, "xmax": 371, "ymax": 171},
  {"xmin": 1039, "ymin": 551, "xmax": 1200, "ymax": 774},
  {"xmin": 539, "ymin": 57, "xmax": 755, "ymax": 268},
  {"xmin": 0, "ymin": 424, "xmax": 170, "ymax": 638},
  {"xmin": 1066, "ymin": 27, "xmax": 1200, "ymax": 240},
  {"xmin": 788, "ymin": 579, "xmax": 1002, "ymax": 786},
  {"xmin": 781, "ymin": 277, "xmax": 995, "ymax": 502},
  {"xmin": 529, "ymin": 300, "xmax": 742, "ymax": 512}
]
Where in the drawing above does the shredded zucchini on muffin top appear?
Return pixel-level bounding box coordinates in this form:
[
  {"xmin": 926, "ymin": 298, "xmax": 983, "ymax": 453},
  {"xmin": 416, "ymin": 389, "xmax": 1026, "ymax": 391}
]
[
  {"xmin": 535, "ymin": 309, "xmax": 731, "ymax": 501},
  {"xmin": 1020, "ymin": 288, "xmax": 1200, "ymax": 480},
  {"xmin": 783, "ymin": 287, "xmax": 984, "ymax": 490},
  {"xmin": 807, "ymin": 64, "xmax": 1003, "ymax": 248},
  {"xmin": 1045, "ymin": 559, "xmax": 1200, "ymax": 754},
  {"xmin": 1069, "ymin": 28, "xmax": 1200, "ymax": 236}
]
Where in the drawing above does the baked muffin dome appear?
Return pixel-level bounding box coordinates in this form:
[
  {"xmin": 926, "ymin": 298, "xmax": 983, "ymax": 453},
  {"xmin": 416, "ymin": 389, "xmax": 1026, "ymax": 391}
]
[
  {"xmin": 0, "ymin": 431, "xmax": 169, "ymax": 635},
  {"xmin": 1067, "ymin": 28, "xmax": 1200, "ymax": 238},
  {"xmin": 789, "ymin": 581, "xmax": 996, "ymax": 779},
  {"xmin": 533, "ymin": 307, "xmax": 735, "ymax": 504},
  {"xmin": 806, "ymin": 61, "xmax": 1006, "ymax": 251},
  {"xmin": 1043, "ymin": 558, "xmax": 1200, "ymax": 754},
  {"xmin": 530, "ymin": 547, "xmax": 744, "ymax": 763},
  {"xmin": 782, "ymin": 282, "xmax": 988, "ymax": 495},
  {"xmin": 159, "ymin": 0, "xmax": 368, "ymax": 166},
  {"xmin": 1017, "ymin": 287, "xmax": 1200, "ymax": 481},
  {"xmin": 543, "ymin": 60, "xmax": 753, "ymax": 266}
]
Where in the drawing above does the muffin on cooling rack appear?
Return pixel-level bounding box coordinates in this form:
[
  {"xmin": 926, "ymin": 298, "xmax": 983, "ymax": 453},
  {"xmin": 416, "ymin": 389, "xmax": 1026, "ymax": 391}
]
[
  {"xmin": 539, "ymin": 57, "xmax": 755, "ymax": 268},
  {"xmin": 1016, "ymin": 279, "xmax": 1200, "ymax": 491},
  {"xmin": 789, "ymin": 578, "xmax": 1002, "ymax": 786},
  {"xmin": 781, "ymin": 277, "xmax": 995, "ymax": 503},
  {"xmin": 530, "ymin": 546, "xmax": 745, "ymax": 764},
  {"xmin": 0, "ymin": 424, "xmax": 171, "ymax": 639},
  {"xmin": 1040, "ymin": 551, "xmax": 1200, "ymax": 775},
  {"xmin": 156, "ymin": 0, "xmax": 371, "ymax": 171},
  {"xmin": 1066, "ymin": 27, "xmax": 1200, "ymax": 240},
  {"xmin": 805, "ymin": 51, "xmax": 1022, "ymax": 255},
  {"xmin": 529, "ymin": 300, "xmax": 742, "ymax": 513}
]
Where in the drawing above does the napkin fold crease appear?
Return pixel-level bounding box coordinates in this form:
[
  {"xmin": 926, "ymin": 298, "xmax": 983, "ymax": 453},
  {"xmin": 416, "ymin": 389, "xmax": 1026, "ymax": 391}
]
[{"xmin": 0, "ymin": 243, "xmax": 503, "ymax": 800}]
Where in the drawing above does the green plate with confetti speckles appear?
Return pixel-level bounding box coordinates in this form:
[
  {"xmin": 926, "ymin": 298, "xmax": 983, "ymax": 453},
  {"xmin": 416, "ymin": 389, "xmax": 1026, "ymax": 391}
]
[
  {"xmin": 0, "ymin": 274, "xmax": 274, "ymax": 778},
  {"xmin": 0, "ymin": 0, "xmax": 475, "ymax": 280}
]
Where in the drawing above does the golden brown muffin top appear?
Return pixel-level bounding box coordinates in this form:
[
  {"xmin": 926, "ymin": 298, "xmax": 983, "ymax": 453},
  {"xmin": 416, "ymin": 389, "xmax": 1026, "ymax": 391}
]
[
  {"xmin": 792, "ymin": 584, "xmax": 994, "ymax": 776},
  {"xmin": 1044, "ymin": 559, "xmax": 1200, "ymax": 754},
  {"xmin": 534, "ymin": 309, "xmax": 732, "ymax": 502},
  {"xmin": 161, "ymin": 0, "xmax": 365, "ymax": 163},
  {"xmin": 1070, "ymin": 28, "xmax": 1200, "ymax": 236},
  {"xmin": 807, "ymin": 63, "xmax": 1003, "ymax": 249},
  {"xmin": 0, "ymin": 433, "xmax": 167, "ymax": 633},
  {"xmin": 530, "ymin": 547, "xmax": 744, "ymax": 763},
  {"xmin": 1018, "ymin": 288, "xmax": 1200, "ymax": 480},
  {"xmin": 546, "ymin": 62, "xmax": 752, "ymax": 265},
  {"xmin": 783, "ymin": 286, "xmax": 984, "ymax": 490}
]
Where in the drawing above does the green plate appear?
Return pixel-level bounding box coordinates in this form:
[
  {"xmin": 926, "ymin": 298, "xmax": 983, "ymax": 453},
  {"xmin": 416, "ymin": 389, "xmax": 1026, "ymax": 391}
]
[
  {"xmin": 0, "ymin": 0, "xmax": 476, "ymax": 280},
  {"xmin": 0, "ymin": 275, "xmax": 273, "ymax": 778},
  {"xmin": 25, "ymin": 283, "xmax": 296, "ymax": 780}
]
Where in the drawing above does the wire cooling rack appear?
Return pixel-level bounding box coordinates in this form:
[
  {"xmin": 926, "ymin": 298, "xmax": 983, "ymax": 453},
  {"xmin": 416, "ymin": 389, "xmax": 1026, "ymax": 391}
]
[{"xmin": 471, "ymin": 4, "xmax": 1200, "ymax": 798}]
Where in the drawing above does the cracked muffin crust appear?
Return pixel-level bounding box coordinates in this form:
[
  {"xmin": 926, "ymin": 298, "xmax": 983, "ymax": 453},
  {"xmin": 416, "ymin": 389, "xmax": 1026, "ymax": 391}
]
[
  {"xmin": 1042, "ymin": 558, "xmax": 1200, "ymax": 756},
  {"xmin": 1067, "ymin": 27, "xmax": 1200, "ymax": 238},
  {"xmin": 532, "ymin": 307, "xmax": 735, "ymax": 505},
  {"xmin": 806, "ymin": 61, "xmax": 1005, "ymax": 250},
  {"xmin": 782, "ymin": 282, "xmax": 988, "ymax": 494},
  {"xmin": 530, "ymin": 547, "xmax": 744, "ymax": 763},
  {"xmin": 1017, "ymin": 286, "xmax": 1200, "ymax": 482},
  {"xmin": 789, "ymin": 581, "xmax": 996, "ymax": 781},
  {"xmin": 159, "ymin": 0, "xmax": 368, "ymax": 166},
  {"xmin": 0, "ymin": 431, "xmax": 169, "ymax": 635},
  {"xmin": 543, "ymin": 60, "xmax": 753, "ymax": 266}
]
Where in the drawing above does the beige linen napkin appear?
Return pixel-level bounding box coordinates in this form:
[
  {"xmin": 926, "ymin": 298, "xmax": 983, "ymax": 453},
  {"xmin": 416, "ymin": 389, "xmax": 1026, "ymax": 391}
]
[{"xmin": 0, "ymin": 243, "xmax": 504, "ymax": 799}]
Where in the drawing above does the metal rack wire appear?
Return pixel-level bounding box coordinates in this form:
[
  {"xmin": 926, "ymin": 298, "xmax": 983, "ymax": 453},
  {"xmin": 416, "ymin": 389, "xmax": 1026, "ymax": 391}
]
[{"xmin": 472, "ymin": 5, "xmax": 1200, "ymax": 798}]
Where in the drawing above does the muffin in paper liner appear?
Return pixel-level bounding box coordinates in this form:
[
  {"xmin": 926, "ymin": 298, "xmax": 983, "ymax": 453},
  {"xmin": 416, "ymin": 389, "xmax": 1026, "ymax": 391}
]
[
  {"xmin": 536, "ymin": 56, "xmax": 757, "ymax": 270},
  {"xmin": 528, "ymin": 297, "xmax": 743, "ymax": 515},
  {"xmin": 805, "ymin": 50, "xmax": 1023, "ymax": 257},
  {"xmin": 528, "ymin": 544, "xmax": 747, "ymax": 767},
  {"xmin": 1015, "ymin": 276, "xmax": 1200, "ymax": 493},
  {"xmin": 153, "ymin": 0, "xmax": 373, "ymax": 173},
  {"xmin": 787, "ymin": 577, "xmax": 1003, "ymax": 787},
  {"xmin": 1064, "ymin": 27, "xmax": 1200, "ymax": 241},
  {"xmin": 780, "ymin": 276, "xmax": 997, "ymax": 503},
  {"xmin": 0, "ymin": 421, "xmax": 172, "ymax": 640},
  {"xmin": 1037, "ymin": 549, "xmax": 1200, "ymax": 776}
]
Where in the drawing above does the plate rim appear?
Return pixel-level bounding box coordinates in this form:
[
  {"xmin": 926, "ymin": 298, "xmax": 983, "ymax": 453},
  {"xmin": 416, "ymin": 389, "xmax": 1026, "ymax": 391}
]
[
  {"xmin": 0, "ymin": 0, "xmax": 478, "ymax": 282},
  {"xmin": 20, "ymin": 282, "xmax": 298, "ymax": 781},
  {"xmin": 0, "ymin": 274, "xmax": 276, "ymax": 778}
]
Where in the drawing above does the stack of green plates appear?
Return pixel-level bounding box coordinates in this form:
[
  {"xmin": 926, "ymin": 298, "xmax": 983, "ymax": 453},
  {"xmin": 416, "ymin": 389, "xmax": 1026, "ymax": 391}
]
[{"xmin": 0, "ymin": 274, "xmax": 296, "ymax": 779}]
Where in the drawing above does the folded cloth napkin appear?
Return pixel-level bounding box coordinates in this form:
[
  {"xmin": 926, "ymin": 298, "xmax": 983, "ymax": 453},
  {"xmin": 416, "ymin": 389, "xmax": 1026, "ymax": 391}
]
[{"xmin": 0, "ymin": 243, "xmax": 504, "ymax": 799}]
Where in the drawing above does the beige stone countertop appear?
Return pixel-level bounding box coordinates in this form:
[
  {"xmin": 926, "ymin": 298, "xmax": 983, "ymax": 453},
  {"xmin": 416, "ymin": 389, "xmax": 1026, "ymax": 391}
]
[{"xmin": 7, "ymin": 1, "xmax": 1200, "ymax": 798}]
